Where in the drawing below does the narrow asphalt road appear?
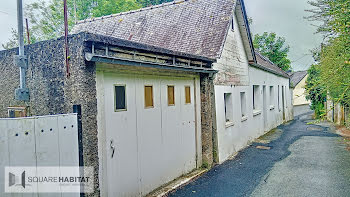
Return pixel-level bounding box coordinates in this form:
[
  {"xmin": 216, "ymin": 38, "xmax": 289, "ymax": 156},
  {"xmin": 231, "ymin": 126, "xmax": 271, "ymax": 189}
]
[{"xmin": 169, "ymin": 106, "xmax": 350, "ymax": 197}]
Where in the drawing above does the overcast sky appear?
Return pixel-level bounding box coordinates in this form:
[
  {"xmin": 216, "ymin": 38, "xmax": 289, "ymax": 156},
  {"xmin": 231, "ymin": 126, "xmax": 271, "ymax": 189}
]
[
  {"xmin": 0, "ymin": 0, "xmax": 322, "ymax": 71},
  {"xmin": 245, "ymin": 0, "xmax": 323, "ymax": 71}
]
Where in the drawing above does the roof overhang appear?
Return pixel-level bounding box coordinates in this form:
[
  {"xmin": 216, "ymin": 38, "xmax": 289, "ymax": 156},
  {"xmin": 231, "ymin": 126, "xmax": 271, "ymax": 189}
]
[
  {"xmin": 249, "ymin": 63, "xmax": 290, "ymax": 79},
  {"xmin": 86, "ymin": 53, "xmax": 217, "ymax": 74},
  {"xmin": 236, "ymin": 0, "xmax": 257, "ymax": 64},
  {"xmin": 82, "ymin": 33, "xmax": 217, "ymax": 74}
]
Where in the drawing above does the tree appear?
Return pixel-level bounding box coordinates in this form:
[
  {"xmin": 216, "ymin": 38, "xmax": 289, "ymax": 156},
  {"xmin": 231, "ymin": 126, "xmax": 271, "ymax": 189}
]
[
  {"xmin": 92, "ymin": 0, "xmax": 141, "ymax": 18},
  {"xmin": 305, "ymin": 0, "xmax": 350, "ymax": 38},
  {"xmin": 305, "ymin": 0, "xmax": 350, "ymax": 123},
  {"xmin": 2, "ymin": 0, "xmax": 142, "ymax": 49},
  {"xmin": 137, "ymin": 0, "xmax": 173, "ymax": 7},
  {"xmin": 305, "ymin": 64, "xmax": 327, "ymax": 118},
  {"xmin": 253, "ymin": 32, "xmax": 291, "ymax": 71}
]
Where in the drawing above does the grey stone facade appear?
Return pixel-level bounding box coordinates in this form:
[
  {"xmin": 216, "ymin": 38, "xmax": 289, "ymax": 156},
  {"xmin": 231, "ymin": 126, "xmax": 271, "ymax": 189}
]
[{"xmin": 0, "ymin": 33, "xmax": 100, "ymax": 196}]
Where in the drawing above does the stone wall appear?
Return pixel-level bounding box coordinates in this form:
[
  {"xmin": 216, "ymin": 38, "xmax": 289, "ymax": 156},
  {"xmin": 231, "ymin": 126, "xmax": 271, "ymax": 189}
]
[
  {"xmin": 0, "ymin": 33, "xmax": 100, "ymax": 196},
  {"xmin": 200, "ymin": 74, "xmax": 217, "ymax": 167}
]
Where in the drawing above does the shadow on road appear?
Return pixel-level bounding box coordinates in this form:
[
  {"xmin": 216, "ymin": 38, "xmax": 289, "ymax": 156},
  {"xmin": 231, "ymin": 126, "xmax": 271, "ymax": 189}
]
[{"xmin": 169, "ymin": 110, "xmax": 344, "ymax": 197}]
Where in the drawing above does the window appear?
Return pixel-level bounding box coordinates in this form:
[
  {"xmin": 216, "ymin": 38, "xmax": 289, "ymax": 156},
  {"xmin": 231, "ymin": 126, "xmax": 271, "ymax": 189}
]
[
  {"xmin": 269, "ymin": 86, "xmax": 274, "ymax": 106},
  {"xmin": 253, "ymin": 85, "xmax": 260, "ymax": 110},
  {"xmin": 114, "ymin": 85, "xmax": 126, "ymax": 111},
  {"xmin": 240, "ymin": 92, "xmax": 246, "ymax": 117},
  {"xmin": 144, "ymin": 85, "xmax": 154, "ymax": 108},
  {"xmin": 168, "ymin": 86, "xmax": 175, "ymax": 106},
  {"xmin": 278, "ymin": 85, "xmax": 280, "ymax": 110},
  {"xmin": 185, "ymin": 86, "xmax": 191, "ymax": 104},
  {"xmin": 231, "ymin": 18, "xmax": 235, "ymax": 31},
  {"xmin": 224, "ymin": 93, "xmax": 233, "ymax": 123},
  {"xmin": 282, "ymin": 85, "xmax": 285, "ymax": 108}
]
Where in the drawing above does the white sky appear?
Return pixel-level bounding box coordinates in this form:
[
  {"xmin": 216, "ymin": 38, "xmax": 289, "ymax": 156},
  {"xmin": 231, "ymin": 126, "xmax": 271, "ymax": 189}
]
[
  {"xmin": 0, "ymin": 0, "xmax": 38, "ymax": 48},
  {"xmin": 245, "ymin": 0, "xmax": 323, "ymax": 71},
  {"xmin": 0, "ymin": 0, "xmax": 322, "ymax": 71}
]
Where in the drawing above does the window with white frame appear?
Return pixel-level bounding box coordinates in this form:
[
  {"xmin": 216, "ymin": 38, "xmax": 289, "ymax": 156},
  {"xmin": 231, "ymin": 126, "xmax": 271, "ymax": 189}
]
[
  {"xmin": 240, "ymin": 92, "xmax": 246, "ymax": 117},
  {"xmin": 253, "ymin": 85, "xmax": 260, "ymax": 110},
  {"xmin": 270, "ymin": 86, "xmax": 274, "ymax": 106},
  {"xmin": 224, "ymin": 93, "xmax": 233, "ymax": 124}
]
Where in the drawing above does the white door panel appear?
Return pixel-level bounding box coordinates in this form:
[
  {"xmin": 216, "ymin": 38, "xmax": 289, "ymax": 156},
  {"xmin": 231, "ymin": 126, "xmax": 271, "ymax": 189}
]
[
  {"xmin": 103, "ymin": 74, "xmax": 197, "ymax": 197},
  {"xmin": 104, "ymin": 74, "xmax": 140, "ymax": 197},
  {"xmin": 136, "ymin": 77, "xmax": 164, "ymax": 195},
  {"xmin": 180, "ymin": 79, "xmax": 196, "ymax": 173}
]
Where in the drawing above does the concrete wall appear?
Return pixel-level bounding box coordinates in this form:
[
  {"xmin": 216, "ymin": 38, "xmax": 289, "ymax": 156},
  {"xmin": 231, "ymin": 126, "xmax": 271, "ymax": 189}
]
[
  {"xmin": 215, "ymin": 66, "xmax": 292, "ymax": 163},
  {"xmin": 326, "ymin": 99, "xmax": 346, "ymax": 125},
  {"xmin": 293, "ymin": 75, "xmax": 311, "ymax": 106},
  {"xmin": 0, "ymin": 33, "xmax": 100, "ymax": 196}
]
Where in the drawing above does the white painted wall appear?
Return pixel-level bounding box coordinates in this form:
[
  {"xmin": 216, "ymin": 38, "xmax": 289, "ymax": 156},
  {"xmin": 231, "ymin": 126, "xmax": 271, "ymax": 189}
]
[
  {"xmin": 212, "ymin": 9, "xmax": 293, "ymax": 163},
  {"xmin": 215, "ymin": 67, "xmax": 293, "ymax": 163},
  {"xmin": 213, "ymin": 13, "xmax": 250, "ymax": 86}
]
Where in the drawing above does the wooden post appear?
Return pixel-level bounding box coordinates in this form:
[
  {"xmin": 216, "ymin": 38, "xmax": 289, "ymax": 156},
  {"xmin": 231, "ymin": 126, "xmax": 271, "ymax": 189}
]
[
  {"xmin": 64, "ymin": 0, "xmax": 70, "ymax": 77},
  {"xmin": 25, "ymin": 18, "xmax": 30, "ymax": 44}
]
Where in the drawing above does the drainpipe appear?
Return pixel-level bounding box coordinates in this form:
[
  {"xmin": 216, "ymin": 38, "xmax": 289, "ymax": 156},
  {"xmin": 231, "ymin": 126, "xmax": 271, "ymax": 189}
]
[{"xmin": 15, "ymin": 0, "xmax": 30, "ymax": 101}]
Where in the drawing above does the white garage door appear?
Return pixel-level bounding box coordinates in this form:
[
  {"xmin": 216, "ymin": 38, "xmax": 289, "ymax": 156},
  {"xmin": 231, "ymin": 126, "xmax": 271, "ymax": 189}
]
[{"xmin": 101, "ymin": 73, "xmax": 197, "ymax": 197}]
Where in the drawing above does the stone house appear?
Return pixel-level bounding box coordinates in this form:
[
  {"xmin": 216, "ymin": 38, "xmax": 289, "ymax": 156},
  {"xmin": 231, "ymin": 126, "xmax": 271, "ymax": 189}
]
[
  {"xmin": 290, "ymin": 70, "xmax": 311, "ymax": 106},
  {"xmin": 0, "ymin": 0, "xmax": 293, "ymax": 196},
  {"xmin": 0, "ymin": 32, "xmax": 216, "ymax": 196}
]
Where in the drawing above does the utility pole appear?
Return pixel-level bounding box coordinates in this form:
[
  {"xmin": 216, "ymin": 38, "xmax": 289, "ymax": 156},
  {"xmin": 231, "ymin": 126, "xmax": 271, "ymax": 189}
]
[{"xmin": 15, "ymin": 0, "xmax": 29, "ymax": 101}]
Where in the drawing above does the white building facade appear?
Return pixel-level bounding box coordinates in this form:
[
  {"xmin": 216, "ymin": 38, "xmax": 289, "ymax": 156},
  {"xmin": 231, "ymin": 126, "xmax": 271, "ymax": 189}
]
[
  {"xmin": 290, "ymin": 71, "xmax": 311, "ymax": 106},
  {"xmin": 213, "ymin": 1, "xmax": 293, "ymax": 163}
]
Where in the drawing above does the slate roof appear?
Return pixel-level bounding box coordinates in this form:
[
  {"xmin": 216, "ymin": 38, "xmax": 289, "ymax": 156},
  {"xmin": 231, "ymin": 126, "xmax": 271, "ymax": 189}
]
[
  {"xmin": 251, "ymin": 51, "xmax": 290, "ymax": 78},
  {"xmin": 290, "ymin": 70, "xmax": 308, "ymax": 87},
  {"xmin": 72, "ymin": 0, "xmax": 235, "ymax": 59}
]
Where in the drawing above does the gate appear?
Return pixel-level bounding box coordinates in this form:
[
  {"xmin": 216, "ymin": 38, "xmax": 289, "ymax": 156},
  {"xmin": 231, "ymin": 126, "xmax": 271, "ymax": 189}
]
[{"xmin": 0, "ymin": 110, "xmax": 82, "ymax": 196}]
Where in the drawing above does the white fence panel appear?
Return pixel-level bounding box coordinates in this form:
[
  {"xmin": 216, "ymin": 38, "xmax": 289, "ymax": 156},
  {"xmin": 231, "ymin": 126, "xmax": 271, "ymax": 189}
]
[
  {"xmin": 35, "ymin": 116, "xmax": 60, "ymax": 196},
  {"xmin": 8, "ymin": 118, "xmax": 36, "ymax": 197},
  {"xmin": 58, "ymin": 115, "xmax": 80, "ymax": 196},
  {"xmin": 0, "ymin": 114, "xmax": 80, "ymax": 197},
  {"xmin": 0, "ymin": 119, "xmax": 9, "ymax": 196}
]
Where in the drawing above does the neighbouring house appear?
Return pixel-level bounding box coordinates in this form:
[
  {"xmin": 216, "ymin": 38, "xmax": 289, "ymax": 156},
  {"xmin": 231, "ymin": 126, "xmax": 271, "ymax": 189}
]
[
  {"xmin": 290, "ymin": 70, "xmax": 311, "ymax": 106},
  {"xmin": 0, "ymin": 0, "xmax": 293, "ymax": 196}
]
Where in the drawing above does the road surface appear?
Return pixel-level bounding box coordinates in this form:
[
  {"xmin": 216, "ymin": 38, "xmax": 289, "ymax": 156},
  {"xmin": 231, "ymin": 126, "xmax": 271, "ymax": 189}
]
[{"xmin": 169, "ymin": 106, "xmax": 350, "ymax": 197}]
